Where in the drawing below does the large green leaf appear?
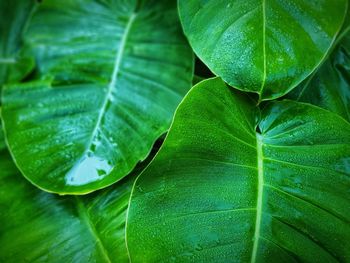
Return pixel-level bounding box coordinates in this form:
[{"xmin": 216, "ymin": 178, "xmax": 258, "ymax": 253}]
[
  {"xmin": 0, "ymin": 120, "xmax": 149, "ymax": 263},
  {"xmin": 126, "ymin": 78, "xmax": 350, "ymax": 262},
  {"xmin": 0, "ymin": 0, "xmax": 36, "ymax": 89},
  {"xmin": 287, "ymin": 17, "xmax": 350, "ymax": 122},
  {"xmin": 178, "ymin": 0, "xmax": 347, "ymax": 101},
  {"xmin": 1, "ymin": 0, "xmax": 193, "ymax": 194}
]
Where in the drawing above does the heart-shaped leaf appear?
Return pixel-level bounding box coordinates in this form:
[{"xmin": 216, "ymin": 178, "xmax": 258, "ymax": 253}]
[
  {"xmin": 1, "ymin": 0, "xmax": 193, "ymax": 194},
  {"xmin": 0, "ymin": 120, "xmax": 147, "ymax": 262},
  {"xmin": 126, "ymin": 78, "xmax": 350, "ymax": 262},
  {"xmin": 178, "ymin": 0, "xmax": 347, "ymax": 100},
  {"xmin": 288, "ymin": 16, "xmax": 350, "ymax": 122}
]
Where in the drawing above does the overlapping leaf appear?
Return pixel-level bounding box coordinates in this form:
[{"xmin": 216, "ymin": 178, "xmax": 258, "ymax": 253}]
[
  {"xmin": 0, "ymin": 120, "xmax": 150, "ymax": 263},
  {"xmin": 127, "ymin": 78, "xmax": 350, "ymax": 262},
  {"xmin": 0, "ymin": 0, "xmax": 36, "ymax": 93},
  {"xmin": 1, "ymin": 0, "xmax": 193, "ymax": 194},
  {"xmin": 288, "ymin": 14, "xmax": 350, "ymax": 122},
  {"xmin": 178, "ymin": 0, "xmax": 347, "ymax": 100}
]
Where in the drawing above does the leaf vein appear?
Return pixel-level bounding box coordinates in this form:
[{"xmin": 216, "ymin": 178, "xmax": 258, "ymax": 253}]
[{"xmin": 75, "ymin": 196, "xmax": 112, "ymax": 263}]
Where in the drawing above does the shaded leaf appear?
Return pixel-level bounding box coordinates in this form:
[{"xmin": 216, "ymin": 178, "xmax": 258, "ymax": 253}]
[
  {"xmin": 0, "ymin": 0, "xmax": 36, "ymax": 91},
  {"xmin": 0, "ymin": 120, "xmax": 153, "ymax": 263},
  {"xmin": 287, "ymin": 13, "xmax": 350, "ymax": 122}
]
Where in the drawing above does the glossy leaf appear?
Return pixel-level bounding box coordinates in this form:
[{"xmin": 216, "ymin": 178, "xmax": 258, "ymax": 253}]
[
  {"xmin": 0, "ymin": 0, "xmax": 35, "ymax": 90},
  {"xmin": 127, "ymin": 78, "xmax": 350, "ymax": 262},
  {"xmin": 287, "ymin": 17, "xmax": 350, "ymax": 122},
  {"xmin": 0, "ymin": 120, "xmax": 147, "ymax": 263},
  {"xmin": 178, "ymin": 0, "xmax": 347, "ymax": 100},
  {"xmin": 1, "ymin": 0, "xmax": 193, "ymax": 194}
]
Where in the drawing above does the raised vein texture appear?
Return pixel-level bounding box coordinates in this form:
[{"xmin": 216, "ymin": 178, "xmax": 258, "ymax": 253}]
[
  {"xmin": 127, "ymin": 78, "xmax": 350, "ymax": 262},
  {"xmin": 75, "ymin": 196, "xmax": 112, "ymax": 263},
  {"xmin": 1, "ymin": 0, "xmax": 193, "ymax": 194},
  {"xmin": 86, "ymin": 13, "xmax": 137, "ymax": 155},
  {"xmin": 259, "ymin": 0, "xmax": 267, "ymax": 99},
  {"xmin": 178, "ymin": 0, "xmax": 347, "ymax": 100},
  {"xmin": 251, "ymin": 133, "xmax": 264, "ymax": 262},
  {"xmin": 0, "ymin": 119, "xmax": 140, "ymax": 262}
]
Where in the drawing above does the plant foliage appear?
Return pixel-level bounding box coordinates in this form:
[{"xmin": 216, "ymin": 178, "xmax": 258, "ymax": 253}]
[
  {"xmin": 0, "ymin": 0, "xmax": 349, "ymax": 262},
  {"xmin": 1, "ymin": 0, "xmax": 193, "ymax": 194}
]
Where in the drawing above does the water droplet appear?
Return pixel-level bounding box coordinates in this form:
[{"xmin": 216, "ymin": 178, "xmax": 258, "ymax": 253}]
[
  {"xmin": 65, "ymin": 154, "xmax": 113, "ymax": 185},
  {"xmin": 296, "ymin": 183, "xmax": 303, "ymax": 189}
]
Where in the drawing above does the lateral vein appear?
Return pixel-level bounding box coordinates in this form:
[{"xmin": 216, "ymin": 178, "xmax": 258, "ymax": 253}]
[{"xmin": 0, "ymin": 58, "xmax": 16, "ymax": 64}]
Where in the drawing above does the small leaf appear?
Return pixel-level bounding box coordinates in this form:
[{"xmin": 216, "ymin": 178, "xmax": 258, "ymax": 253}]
[
  {"xmin": 178, "ymin": 0, "xmax": 347, "ymax": 100},
  {"xmin": 127, "ymin": 78, "xmax": 350, "ymax": 262},
  {"xmin": 1, "ymin": 0, "xmax": 193, "ymax": 194}
]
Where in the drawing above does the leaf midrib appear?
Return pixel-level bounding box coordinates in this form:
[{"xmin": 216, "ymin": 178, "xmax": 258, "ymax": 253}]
[
  {"xmin": 258, "ymin": 0, "xmax": 267, "ymax": 99},
  {"xmin": 75, "ymin": 196, "xmax": 112, "ymax": 263},
  {"xmin": 87, "ymin": 13, "xmax": 137, "ymax": 152},
  {"xmin": 251, "ymin": 132, "xmax": 264, "ymax": 263}
]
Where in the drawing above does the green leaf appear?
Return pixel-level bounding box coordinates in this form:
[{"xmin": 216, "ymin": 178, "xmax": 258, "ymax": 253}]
[
  {"xmin": 0, "ymin": 121, "xmax": 148, "ymax": 263},
  {"xmin": 1, "ymin": 0, "xmax": 193, "ymax": 194},
  {"xmin": 0, "ymin": 0, "xmax": 36, "ymax": 89},
  {"xmin": 126, "ymin": 78, "xmax": 350, "ymax": 262},
  {"xmin": 178, "ymin": 0, "xmax": 347, "ymax": 100},
  {"xmin": 287, "ymin": 17, "xmax": 350, "ymax": 122}
]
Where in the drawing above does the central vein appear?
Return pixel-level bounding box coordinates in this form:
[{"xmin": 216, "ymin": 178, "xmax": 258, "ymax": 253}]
[
  {"xmin": 251, "ymin": 133, "xmax": 264, "ymax": 263},
  {"xmin": 259, "ymin": 0, "xmax": 267, "ymax": 99},
  {"xmin": 89, "ymin": 12, "xmax": 137, "ymax": 151},
  {"xmin": 75, "ymin": 196, "xmax": 112, "ymax": 263}
]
